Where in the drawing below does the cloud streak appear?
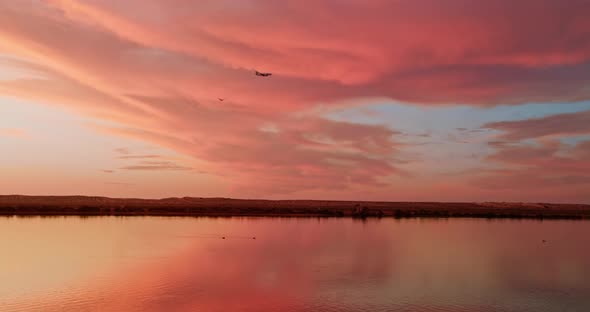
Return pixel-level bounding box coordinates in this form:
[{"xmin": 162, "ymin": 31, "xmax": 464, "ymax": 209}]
[
  {"xmin": 118, "ymin": 155, "xmax": 162, "ymax": 160},
  {"xmin": 120, "ymin": 161, "xmax": 193, "ymax": 172},
  {"xmin": 0, "ymin": 128, "xmax": 28, "ymax": 138},
  {"xmin": 485, "ymin": 110, "xmax": 590, "ymax": 140}
]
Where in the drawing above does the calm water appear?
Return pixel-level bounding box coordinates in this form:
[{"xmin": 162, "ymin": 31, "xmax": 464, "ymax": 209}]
[{"xmin": 1, "ymin": 217, "xmax": 589, "ymax": 312}]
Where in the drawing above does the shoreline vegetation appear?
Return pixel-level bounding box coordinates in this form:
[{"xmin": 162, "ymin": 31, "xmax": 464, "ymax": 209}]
[{"xmin": 1, "ymin": 195, "xmax": 589, "ymax": 219}]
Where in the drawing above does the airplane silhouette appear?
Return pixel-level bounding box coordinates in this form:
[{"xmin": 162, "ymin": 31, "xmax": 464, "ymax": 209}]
[{"xmin": 255, "ymin": 70, "xmax": 272, "ymax": 77}]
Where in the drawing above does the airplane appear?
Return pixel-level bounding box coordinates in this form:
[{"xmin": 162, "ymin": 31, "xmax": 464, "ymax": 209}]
[{"xmin": 255, "ymin": 70, "xmax": 272, "ymax": 77}]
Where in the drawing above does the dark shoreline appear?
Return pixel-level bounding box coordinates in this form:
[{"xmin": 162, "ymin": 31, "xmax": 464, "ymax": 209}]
[{"xmin": 1, "ymin": 195, "xmax": 590, "ymax": 220}]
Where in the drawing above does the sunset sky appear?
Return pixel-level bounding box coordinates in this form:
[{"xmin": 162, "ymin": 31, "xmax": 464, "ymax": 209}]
[{"xmin": 1, "ymin": 0, "xmax": 589, "ymax": 203}]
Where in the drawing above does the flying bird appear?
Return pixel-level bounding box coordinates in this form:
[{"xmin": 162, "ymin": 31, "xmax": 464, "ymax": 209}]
[
  {"xmin": 218, "ymin": 98, "xmax": 225, "ymax": 101},
  {"xmin": 255, "ymin": 70, "xmax": 272, "ymax": 77}
]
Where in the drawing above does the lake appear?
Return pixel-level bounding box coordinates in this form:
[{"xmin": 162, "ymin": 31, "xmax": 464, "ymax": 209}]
[{"xmin": 1, "ymin": 216, "xmax": 589, "ymax": 311}]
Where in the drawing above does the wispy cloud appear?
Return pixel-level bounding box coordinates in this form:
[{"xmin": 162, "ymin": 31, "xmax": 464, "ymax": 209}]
[
  {"xmin": 118, "ymin": 154, "xmax": 162, "ymax": 160},
  {"xmin": 104, "ymin": 182, "xmax": 134, "ymax": 186},
  {"xmin": 120, "ymin": 161, "xmax": 192, "ymax": 171},
  {"xmin": 484, "ymin": 110, "xmax": 590, "ymax": 141},
  {"xmin": 114, "ymin": 148, "xmax": 130, "ymax": 155},
  {"xmin": 0, "ymin": 128, "xmax": 28, "ymax": 138}
]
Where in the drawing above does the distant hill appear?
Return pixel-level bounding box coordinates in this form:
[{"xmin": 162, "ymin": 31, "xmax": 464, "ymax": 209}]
[{"xmin": 1, "ymin": 195, "xmax": 589, "ymax": 219}]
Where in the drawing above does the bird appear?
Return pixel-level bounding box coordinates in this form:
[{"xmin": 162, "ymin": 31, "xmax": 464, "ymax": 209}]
[
  {"xmin": 542, "ymin": 239, "xmax": 546, "ymax": 243},
  {"xmin": 217, "ymin": 98, "xmax": 225, "ymax": 101},
  {"xmin": 222, "ymin": 236, "xmax": 226, "ymax": 239},
  {"xmin": 255, "ymin": 70, "xmax": 272, "ymax": 77}
]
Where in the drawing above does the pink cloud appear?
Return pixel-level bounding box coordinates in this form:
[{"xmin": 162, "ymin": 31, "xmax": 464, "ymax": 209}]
[
  {"xmin": 96, "ymin": 108, "xmax": 400, "ymax": 194},
  {"xmin": 45, "ymin": 0, "xmax": 590, "ymax": 104},
  {"xmin": 468, "ymin": 109, "xmax": 590, "ymax": 202},
  {"xmin": 485, "ymin": 110, "xmax": 590, "ymax": 141},
  {"xmin": 1, "ymin": 1, "xmax": 589, "ymax": 198},
  {"xmin": 470, "ymin": 139, "xmax": 590, "ymax": 202}
]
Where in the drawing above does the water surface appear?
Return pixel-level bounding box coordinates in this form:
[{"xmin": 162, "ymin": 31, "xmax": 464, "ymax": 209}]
[{"xmin": 1, "ymin": 217, "xmax": 589, "ymax": 311}]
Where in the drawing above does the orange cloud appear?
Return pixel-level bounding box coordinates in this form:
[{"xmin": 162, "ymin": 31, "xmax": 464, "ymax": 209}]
[
  {"xmin": 120, "ymin": 161, "xmax": 193, "ymax": 171},
  {"xmin": 0, "ymin": 128, "xmax": 28, "ymax": 138}
]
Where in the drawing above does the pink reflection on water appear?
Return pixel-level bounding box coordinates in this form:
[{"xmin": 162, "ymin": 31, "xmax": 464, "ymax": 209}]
[{"xmin": 1, "ymin": 217, "xmax": 590, "ymax": 311}]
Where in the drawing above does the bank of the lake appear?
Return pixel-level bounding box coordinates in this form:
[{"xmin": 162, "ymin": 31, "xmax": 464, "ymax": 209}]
[{"xmin": 1, "ymin": 195, "xmax": 589, "ymax": 219}]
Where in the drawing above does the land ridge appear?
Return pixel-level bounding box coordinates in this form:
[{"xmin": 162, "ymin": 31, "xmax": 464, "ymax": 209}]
[{"xmin": 1, "ymin": 195, "xmax": 589, "ymax": 219}]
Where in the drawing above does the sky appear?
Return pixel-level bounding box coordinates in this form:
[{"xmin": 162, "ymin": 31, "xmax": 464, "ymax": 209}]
[{"xmin": 1, "ymin": 0, "xmax": 589, "ymax": 203}]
